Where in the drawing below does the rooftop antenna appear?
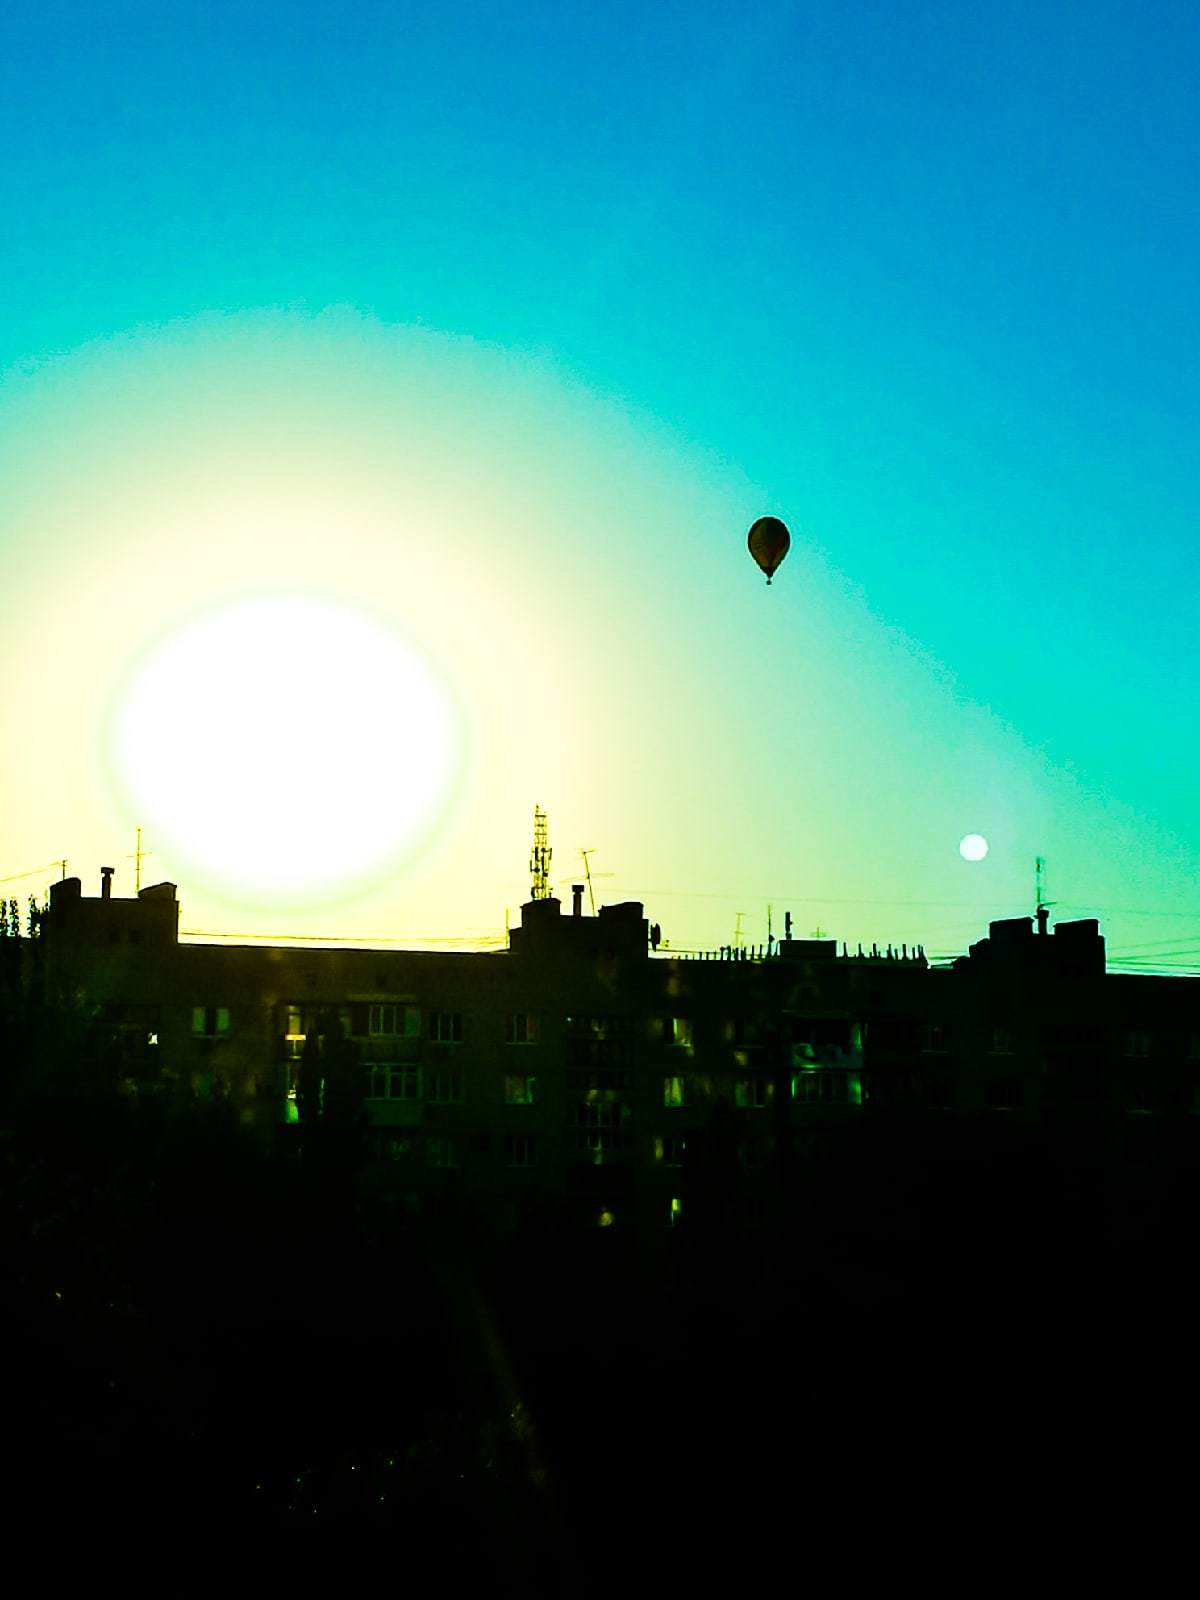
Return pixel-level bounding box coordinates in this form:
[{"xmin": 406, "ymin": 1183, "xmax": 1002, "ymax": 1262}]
[
  {"xmin": 579, "ymin": 849, "xmax": 598, "ymax": 916},
  {"xmin": 575, "ymin": 849, "xmax": 616, "ymax": 914},
  {"xmin": 123, "ymin": 828, "xmax": 152, "ymax": 894},
  {"xmin": 530, "ymin": 806, "xmax": 552, "ymax": 901},
  {"xmin": 1035, "ymin": 855, "xmax": 1055, "ymax": 934},
  {"xmin": 558, "ymin": 850, "xmax": 613, "ymax": 912},
  {"xmin": 734, "ymin": 911, "xmax": 746, "ymax": 950}
]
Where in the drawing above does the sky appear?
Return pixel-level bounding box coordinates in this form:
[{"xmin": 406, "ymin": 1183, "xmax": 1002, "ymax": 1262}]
[{"xmin": 1, "ymin": 0, "xmax": 1197, "ymax": 968}]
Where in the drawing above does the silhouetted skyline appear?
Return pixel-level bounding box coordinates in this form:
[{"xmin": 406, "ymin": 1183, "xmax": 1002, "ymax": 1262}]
[{"xmin": 2, "ymin": 4, "xmax": 1198, "ymax": 972}]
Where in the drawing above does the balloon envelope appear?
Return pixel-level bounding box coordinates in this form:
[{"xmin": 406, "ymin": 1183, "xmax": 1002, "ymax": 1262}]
[{"xmin": 747, "ymin": 516, "xmax": 791, "ymax": 583}]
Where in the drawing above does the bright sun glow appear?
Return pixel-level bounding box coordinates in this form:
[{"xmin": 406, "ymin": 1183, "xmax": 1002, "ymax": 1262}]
[
  {"xmin": 110, "ymin": 594, "xmax": 460, "ymax": 905},
  {"xmin": 959, "ymin": 833, "xmax": 989, "ymax": 861}
]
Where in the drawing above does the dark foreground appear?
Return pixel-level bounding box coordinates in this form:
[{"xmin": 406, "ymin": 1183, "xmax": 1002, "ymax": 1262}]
[{"xmin": 3, "ymin": 1098, "xmax": 1195, "ymax": 1586}]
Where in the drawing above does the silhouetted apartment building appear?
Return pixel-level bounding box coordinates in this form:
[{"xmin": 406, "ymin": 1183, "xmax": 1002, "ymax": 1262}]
[{"xmin": 39, "ymin": 873, "xmax": 1200, "ymax": 1233}]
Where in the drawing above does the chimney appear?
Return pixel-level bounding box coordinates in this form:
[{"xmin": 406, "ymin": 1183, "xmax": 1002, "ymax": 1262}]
[
  {"xmin": 571, "ymin": 884, "xmax": 584, "ymax": 917},
  {"xmin": 1036, "ymin": 904, "xmax": 1049, "ymax": 936},
  {"xmin": 100, "ymin": 867, "xmax": 114, "ymax": 900}
]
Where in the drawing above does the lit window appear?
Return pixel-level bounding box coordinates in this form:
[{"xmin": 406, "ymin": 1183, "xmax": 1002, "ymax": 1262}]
[
  {"xmin": 662, "ymin": 1075, "xmax": 688, "ymax": 1108},
  {"xmin": 668, "ymin": 1196, "xmax": 683, "ymax": 1228},
  {"xmin": 428, "ymin": 1011, "xmax": 463, "ymax": 1043},
  {"xmin": 508, "ymin": 1013, "xmax": 538, "ymax": 1044},
  {"xmin": 670, "ymin": 1017, "xmax": 693, "ymax": 1048},
  {"xmin": 192, "ymin": 1006, "xmax": 230, "ymax": 1037},
  {"xmin": 504, "ymin": 1074, "xmax": 540, "ymax": 1105}
]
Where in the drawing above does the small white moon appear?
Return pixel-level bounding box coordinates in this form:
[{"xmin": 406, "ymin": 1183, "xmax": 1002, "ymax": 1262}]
[{"xmin": 959, "ymin": 834, "xmax": 989, "ymax": 861}]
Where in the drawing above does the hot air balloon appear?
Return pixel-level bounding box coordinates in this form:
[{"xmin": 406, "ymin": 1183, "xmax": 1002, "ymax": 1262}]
[{"xmin": 747, "ymin": 516, "xmax": 791, "ymax": 584}]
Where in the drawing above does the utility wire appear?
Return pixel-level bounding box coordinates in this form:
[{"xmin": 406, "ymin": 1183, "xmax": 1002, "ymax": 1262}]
[
  {"xmin": 0, "ymin": 860, "xmax": 64, "ymax": 886},
  {"xmin": 181, "ymin": 928, "xmax": 507, "ymax": 948}
]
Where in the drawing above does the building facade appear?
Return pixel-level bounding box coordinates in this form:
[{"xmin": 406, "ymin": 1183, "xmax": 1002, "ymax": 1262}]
[{"xmin": 39, "ymin": 873, "xmax": 1200, "ymax": 1234}]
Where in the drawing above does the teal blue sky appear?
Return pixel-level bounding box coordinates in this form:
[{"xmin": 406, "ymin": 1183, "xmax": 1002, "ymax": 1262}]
[{"xmin": 1, "ymin": 1, "xmax": 1198, "ymax": 965}]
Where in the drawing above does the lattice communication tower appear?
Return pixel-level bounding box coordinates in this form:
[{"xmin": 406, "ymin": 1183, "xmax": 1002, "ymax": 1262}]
[{"xmin": 530, "ymin": 806, "xmax": 552, "ymax": 900}]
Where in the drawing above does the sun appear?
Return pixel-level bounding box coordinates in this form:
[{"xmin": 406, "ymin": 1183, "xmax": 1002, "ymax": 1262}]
[
  {"xmin": 959, "ymin": 833, "xmax": 989, "ymax": 862},
  {"xmin": 109, "ymin": 594, "xmax": 461, "ymax": 905}
]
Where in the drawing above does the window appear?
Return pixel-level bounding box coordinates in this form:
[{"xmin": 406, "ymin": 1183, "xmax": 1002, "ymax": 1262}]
[
  {"xmin": 923, "ymin": 1024, "xmax": 948, "ymax": 1054},
  {"xmin": 377, "ymin": 1134, "xmax": 415, "ymax": 1162},
  {"xmin": 667, "ymin": 1196, "xmax": 683, "ymax": 1229},
  {"xmin": 1124, "ymin": 1074, "xmax": 1154, "ymax": 1114},
  {"xmin": 1122, "ymin": 1029, "xmax": 1150, "ymax": 1059},
  {"xmin": 365, "ymin": 1064, "xmax": 421, "ymax": 1101},
  {"xmin": 987, "ymin": 1077, "xmax": 1020, "ymax": 1109},
  {"xmin": 428, "ymin": 1011, "xmax": 462, "ymax": 1043},
  {"xmin": 791, "ymin": 1071, "xmax": 859, "ymax": 1105},
  {"xmin": 734, "ymin": 1076, "xmax": 772, "ymax": 1108},
  {"xmin": 425, "ymin": 1068, "xmax": 463, "ymax": 1104},
  {"xmin": 653, "ymin": 1134, "xmax": 686, "ymax": 1166},
  {"xmin": 426, "ymin": 1137, "xmax": 461, "ymax": 1169},
  {"xmin": 508, "ymin": 1013, "xmax": 538, "ymax": 1044},
  {"xmin": 504, "ymin": 1073, "xmax": 540, "ymax": 1105},
  {"xmin": 1188, "ymin": 1033, "xmax": 1200, "ymax": 1061},
  {"xmin": 506, "ymin": 1134, "xmax": 537, "ymax": 1168},
  {"xmin": 991, "ymin": 1026, "xmax": 1014, "ymax": 1055},
  {"xmin": 662, "ymin": 1075, "xmax": 689, "ymax": 1108},
  {"xmin": 567, "ymin": 1016, "xmax": 634, "ymax": 1067},
  {"xmin": 192, "ymin": 1006, "xmax": 230, "ymax": 1037},
  {"xmin": 369, "ymin": 1004, "xmax": 419, "ymax": 1037},
  {"xmin": 569, "ymin": 1099, "xmax": 632, "ymax": 1154},
  {"xmin": 568, "ymin": 1067, "xmax": 634, "ymax": 1093},
  {"xmin": 669, "ymin": 1017, "xmax": 693, "ymax": 1048}
]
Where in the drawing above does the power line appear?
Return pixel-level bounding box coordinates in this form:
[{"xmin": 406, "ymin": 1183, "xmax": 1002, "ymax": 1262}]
[
  {"xmin": 0, "ymin": 860, "xmax": 63, "ymax": 886},
  {"xmin": 180, "ymin": 928, "xmax": 508, "ymax": 948},
  {"xmin": 1108, "ymin": 937, "xmax": 1200, "ymax": 955}
]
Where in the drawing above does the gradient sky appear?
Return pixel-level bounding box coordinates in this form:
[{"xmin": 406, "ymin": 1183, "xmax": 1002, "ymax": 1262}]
[{"xmin": 1, "ymin": 0, "xmax": 1197, "ymax": 968}]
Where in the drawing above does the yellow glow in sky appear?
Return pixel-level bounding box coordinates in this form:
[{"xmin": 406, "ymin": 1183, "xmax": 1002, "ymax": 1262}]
[{"xmin": 2, "ymin": 307, "xmax": 1187, "ymax": 957}]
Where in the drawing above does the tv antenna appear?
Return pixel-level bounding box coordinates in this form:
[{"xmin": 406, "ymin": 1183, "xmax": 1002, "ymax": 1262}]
[
  {"xmin": 1035, "ymin": 856, "xmax": 1056, "ymax": 932},
  {"xmin": 561, "ymin": 849, "xmax": 614, "ymax": 915},
  {"xmin": 124, "ymin": 827, "xmax": 153, "ymax": 893},
  {"xmin": 530, "ymin": 806, "xmax": 552, "ymax": 901}
]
